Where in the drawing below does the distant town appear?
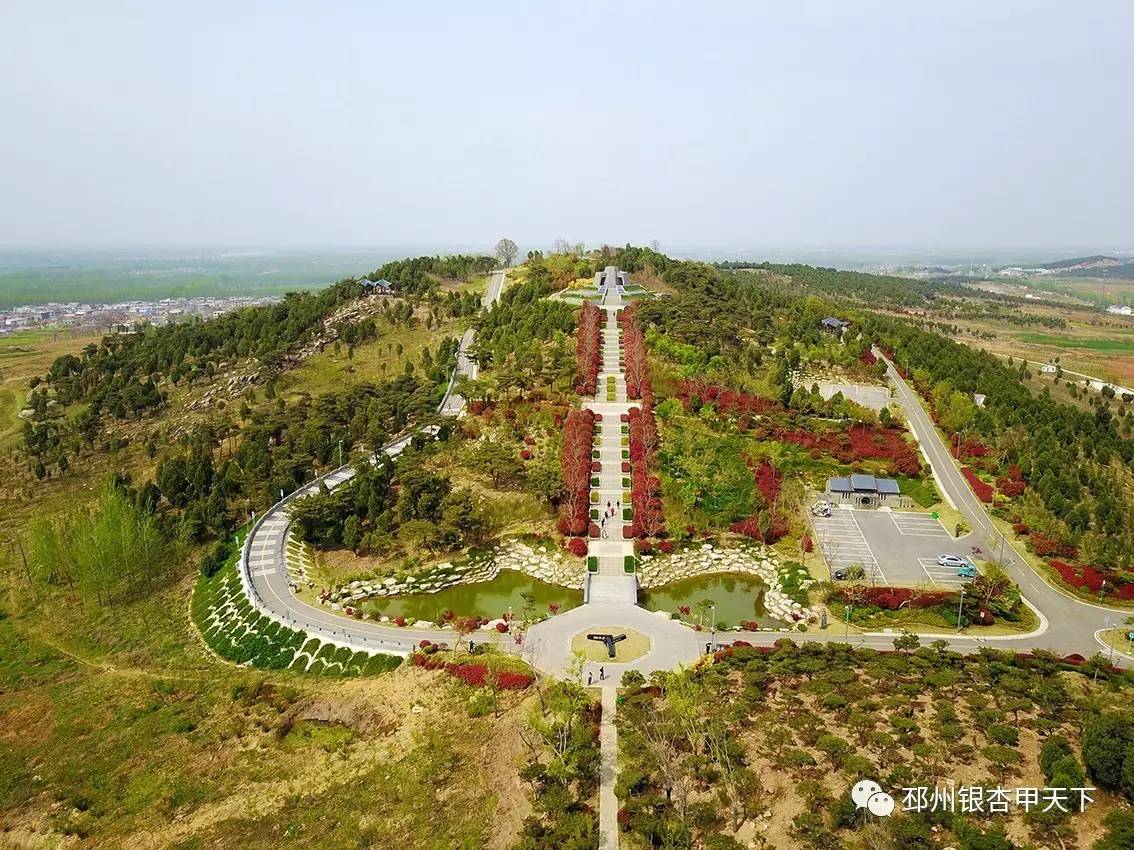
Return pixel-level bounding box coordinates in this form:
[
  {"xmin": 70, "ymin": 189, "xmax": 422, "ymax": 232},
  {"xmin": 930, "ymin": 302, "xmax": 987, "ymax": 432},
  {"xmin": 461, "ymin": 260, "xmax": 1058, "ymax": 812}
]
[{"xmin": 0, "ymin": 294, "xmax": 281, "ymax": 336}]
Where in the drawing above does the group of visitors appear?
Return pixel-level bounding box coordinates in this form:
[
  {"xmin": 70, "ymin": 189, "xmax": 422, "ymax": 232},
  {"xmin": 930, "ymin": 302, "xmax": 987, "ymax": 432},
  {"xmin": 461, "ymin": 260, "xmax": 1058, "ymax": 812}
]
[{"xmin": 597, "ymin": 500, "xmax": 621, "ymax": 540}]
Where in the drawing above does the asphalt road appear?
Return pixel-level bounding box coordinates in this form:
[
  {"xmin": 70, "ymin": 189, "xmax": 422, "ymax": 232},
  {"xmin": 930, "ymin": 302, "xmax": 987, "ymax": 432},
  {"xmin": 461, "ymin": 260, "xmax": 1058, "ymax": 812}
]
[
  {"xmin": 878, "ymin": 349, "xmax": 1128, "ymax": 658},
  {"xmin": 242, "ymin": 270, "xmax": 512, "ymax": 656}
]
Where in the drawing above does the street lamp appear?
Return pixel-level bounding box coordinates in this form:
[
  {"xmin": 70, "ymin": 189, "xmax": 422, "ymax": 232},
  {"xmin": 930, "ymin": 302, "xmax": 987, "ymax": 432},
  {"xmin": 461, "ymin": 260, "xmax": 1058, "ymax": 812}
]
[
  {"xmin": 957, "ymin": 587, "xmax": 965, "ymax": 633},
  {"xmin": 844, "ymin": 604, "xmax": 852, "ymax": 640},
  {"xmin": 1105, "ymin": 617, "xmax": 1116, "ymax": 664},
  {"xmin": 710, "ymin": 605, "xmax": 717, "ymax": 650}
]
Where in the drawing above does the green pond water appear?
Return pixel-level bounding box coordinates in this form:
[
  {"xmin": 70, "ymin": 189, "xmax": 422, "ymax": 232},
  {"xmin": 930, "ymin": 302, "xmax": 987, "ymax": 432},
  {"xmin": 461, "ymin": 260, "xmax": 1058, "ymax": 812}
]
[
  {"xmin": 641, "ymin": 573, "xmax": 775, "ymax": 629},
  {"xmin": 365, "ymin": 571, "xmax": 582, "ymax": 622}
]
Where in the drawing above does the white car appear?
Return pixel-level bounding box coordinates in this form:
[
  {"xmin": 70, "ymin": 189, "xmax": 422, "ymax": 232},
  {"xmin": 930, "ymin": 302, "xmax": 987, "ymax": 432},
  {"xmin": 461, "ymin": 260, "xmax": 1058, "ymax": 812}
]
[
  {"xmin": 936, "ymin": 554, "xmax": 968, "ymax": 569},
  {"xmin": 811, "ymin": 501, "xmax": 833, "ymax": 517}
]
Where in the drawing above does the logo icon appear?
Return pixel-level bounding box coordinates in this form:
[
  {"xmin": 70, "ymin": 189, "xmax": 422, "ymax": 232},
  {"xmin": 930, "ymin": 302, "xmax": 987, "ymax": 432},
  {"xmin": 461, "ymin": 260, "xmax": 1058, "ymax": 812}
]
[{"xmin": 852, "ymin": 779, "xmax": 895, "ymax": 817}]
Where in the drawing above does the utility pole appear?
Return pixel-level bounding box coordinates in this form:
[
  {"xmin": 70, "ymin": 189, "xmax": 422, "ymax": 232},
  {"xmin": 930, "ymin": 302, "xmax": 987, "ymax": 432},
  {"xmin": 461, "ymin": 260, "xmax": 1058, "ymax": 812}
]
[
  {"xmin": 710, "ymin": 605, "xmax": 717, "ymax": 649},
  {"xmin": 845, "ymin": 604, "xmax": 851, "ymax": 640},
  {"xmin": 957, "ymin": 587, "xmax": 965, "ymax": 632}
]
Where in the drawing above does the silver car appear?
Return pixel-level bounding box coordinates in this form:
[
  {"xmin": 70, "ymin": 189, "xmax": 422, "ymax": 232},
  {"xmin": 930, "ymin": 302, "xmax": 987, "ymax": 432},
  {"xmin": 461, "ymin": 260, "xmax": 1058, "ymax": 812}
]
[{"xmin": 936, "ymin": 554, "xmax": 968, "ymax": 569}]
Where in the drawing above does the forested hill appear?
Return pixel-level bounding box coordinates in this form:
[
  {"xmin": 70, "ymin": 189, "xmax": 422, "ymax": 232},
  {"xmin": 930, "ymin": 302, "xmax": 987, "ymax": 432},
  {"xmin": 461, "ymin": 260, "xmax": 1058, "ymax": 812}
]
[
  {"xmin": 702, "ymin": 259, "xmax": 1134, "ymax": 572},
  {"xmin": 717, "ymin": 261, "xmax": 969, "ymax": 308}
]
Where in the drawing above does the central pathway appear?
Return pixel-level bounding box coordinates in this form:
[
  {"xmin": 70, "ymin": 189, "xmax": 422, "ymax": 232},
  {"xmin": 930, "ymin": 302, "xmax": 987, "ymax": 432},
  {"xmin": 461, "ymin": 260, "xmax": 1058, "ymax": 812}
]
[{"xmin": 599, "ymin": 686, "xmax": 620, "ymax": 850}]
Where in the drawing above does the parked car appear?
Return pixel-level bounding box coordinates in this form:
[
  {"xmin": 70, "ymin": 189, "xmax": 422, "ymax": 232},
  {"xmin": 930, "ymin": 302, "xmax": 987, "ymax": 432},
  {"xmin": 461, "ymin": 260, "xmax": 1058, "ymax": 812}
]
[
  {"xmin": 833, "ymin": 565, "xmax": 866, "ymax": 581},
  {"xmin": 936, "ymin": 554, "xmax": 968, "ymax": 569},
  {"xmin": 957, "ymin": 563, "xmax": 977, "ymax": 579}
]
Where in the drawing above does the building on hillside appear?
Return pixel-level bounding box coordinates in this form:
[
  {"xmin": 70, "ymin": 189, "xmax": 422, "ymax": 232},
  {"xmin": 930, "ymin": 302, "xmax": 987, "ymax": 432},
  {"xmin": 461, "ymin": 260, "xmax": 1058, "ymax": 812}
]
[
  {"xmin": 1040, "ymin": 363, "xmax": 1058, "ymax": 374},
  {"xmin": 597, "ymin": 266, "xmax": 626, "ymax": 293},
  {"xmin": 826, "ymin": 474, "xmax": 902, "ymax": 507},
  {"xmin": 361, "ymin": 278, "xmax": 395, "ymax": 295},
  {"xmin": 820, "ymin": 316, "xmax": 850, "ymax": 334}
]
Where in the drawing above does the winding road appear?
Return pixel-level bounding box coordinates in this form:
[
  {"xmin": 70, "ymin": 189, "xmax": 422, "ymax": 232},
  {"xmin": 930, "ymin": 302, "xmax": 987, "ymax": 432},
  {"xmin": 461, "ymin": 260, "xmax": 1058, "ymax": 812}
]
[{"xmin": 235, "ymin": 269, "xmax": 1130, "ymax": 669}]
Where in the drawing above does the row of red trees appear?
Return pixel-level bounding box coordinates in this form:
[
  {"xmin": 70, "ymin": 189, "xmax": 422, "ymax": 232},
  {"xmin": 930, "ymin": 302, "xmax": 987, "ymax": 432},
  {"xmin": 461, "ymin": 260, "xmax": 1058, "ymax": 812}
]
[
  {"xmin": 558, "ymin": 408, "xmax": 596, "ymax": 536},
  {"xmin": 621, "ymin": 305, "xmax": 650, "ymax": 401},
  {"xmin": 625, "ymin": 405, "xmax": 666, "ymax": 538},
  {"xmin": 575, "ymin": 303, "xmax": 601, "ymax": 395},
  {"xmin": 411, "ymin": 652, "xmax": 534, "ymax": 688}
]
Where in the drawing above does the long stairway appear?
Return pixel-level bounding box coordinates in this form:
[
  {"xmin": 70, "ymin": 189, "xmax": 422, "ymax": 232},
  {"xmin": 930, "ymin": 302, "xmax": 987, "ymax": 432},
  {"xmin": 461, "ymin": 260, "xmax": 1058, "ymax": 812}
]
[{"xmin": 586, "ymin": 281, "xmax": 637, "ymax": 604}]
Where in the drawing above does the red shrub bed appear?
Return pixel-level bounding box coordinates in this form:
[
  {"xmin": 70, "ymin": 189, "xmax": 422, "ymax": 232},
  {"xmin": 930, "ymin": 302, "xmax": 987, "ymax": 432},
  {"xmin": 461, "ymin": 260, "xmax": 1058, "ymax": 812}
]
[
  {"xmin": 676, "ymin": 379, "xmax": 779, "ymax": 417},
  {"xmin": 520, "ymin": 449, "xmax": 533, "ymax": 461},
  {"xmin": 953, "ymin": 436, "xmax": 989, "ymax": 459},
  {"xmin": 843, "ymin": 586, "xmax": 956, "ymax": 610},
  {"xmin": 996, "ymin": 465, "xmax": 1027, "ymax": 498},
  {"xmin": 1050, "ymin": 559, "xmax": 1108, "ymax": 593},
  {"xmin": 802, "ymin": 533, "xmax": 813, "ymax": 553},
  {"xmin": 591, "ymin": 461, "xmax": 601, "ymax": 473},
  {"xmin": 1031, "ymin": 532, "xmax": 1076, "ymax": 559},
  {"xmin": 558, "ymin": 408, "xmax": 596, "ymax": 535},
  {"xmin": 859, "ymin": 349, "xmax": 877, "ymax": 366},
  {"xmin": 575, "ymin": 303, "xmax": 601, "ymax": 395},
  {"xmin": 411, "ymin": 654, "xmax": 534, "ymax": 690},
  {"xmin": 756, "ymin": 423, "xmax": 920, "ymax": 474},
  {"xmin": 962, "ymin": 467, "xmax": 994, "ymax": 502},
  {"xmin": 621, "ymin": 461, "xmax": 631, "ymax": 473}
]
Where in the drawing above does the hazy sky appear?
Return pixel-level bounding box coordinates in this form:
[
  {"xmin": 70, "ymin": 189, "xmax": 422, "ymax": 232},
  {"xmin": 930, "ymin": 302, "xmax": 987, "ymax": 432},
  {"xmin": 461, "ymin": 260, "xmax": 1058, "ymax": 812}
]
[{"xmin": 3, "ymin": 1, "xmax": 1132, "ymax": 252}]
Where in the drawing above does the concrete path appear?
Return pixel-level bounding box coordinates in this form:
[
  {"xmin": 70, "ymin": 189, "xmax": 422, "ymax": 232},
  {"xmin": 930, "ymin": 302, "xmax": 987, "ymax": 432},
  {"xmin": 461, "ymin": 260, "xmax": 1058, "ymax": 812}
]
[
  {"xmin": 525, "ymin": 600, "xmax": 701, "ymax": 684},
  {"xmin": 599, "ymin": 686, "xmax": 619, "ymax": 850}
]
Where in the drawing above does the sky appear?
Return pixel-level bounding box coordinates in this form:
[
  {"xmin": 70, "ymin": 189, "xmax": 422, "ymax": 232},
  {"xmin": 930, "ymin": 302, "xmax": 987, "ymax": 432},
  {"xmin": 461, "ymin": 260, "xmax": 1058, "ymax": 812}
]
[{"xmin": 2, "ymin": 1, "xmax": 1132, "ymax": 254}]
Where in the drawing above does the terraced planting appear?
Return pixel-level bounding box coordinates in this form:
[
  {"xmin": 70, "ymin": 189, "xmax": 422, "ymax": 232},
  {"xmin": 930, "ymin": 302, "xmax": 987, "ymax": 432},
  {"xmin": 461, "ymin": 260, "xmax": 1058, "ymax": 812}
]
[{"xmin": 192, "ymin": 535, "xmax": 402, "ymax": 675}]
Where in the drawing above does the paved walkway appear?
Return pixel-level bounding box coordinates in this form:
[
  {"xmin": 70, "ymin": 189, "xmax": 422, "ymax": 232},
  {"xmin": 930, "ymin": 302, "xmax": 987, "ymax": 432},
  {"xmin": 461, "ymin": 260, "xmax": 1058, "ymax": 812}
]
[
  {"xmin": 599, "ymin": 686, "xmax": 619, "ymax": 850},
  {"xmin": 588, "ymin": 285, "xmax": 637, "ymax": 603}
]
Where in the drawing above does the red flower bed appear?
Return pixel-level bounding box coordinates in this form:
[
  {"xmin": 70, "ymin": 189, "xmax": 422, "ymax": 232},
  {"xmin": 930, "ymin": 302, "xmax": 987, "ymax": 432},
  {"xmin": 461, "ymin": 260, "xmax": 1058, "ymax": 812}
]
[
  {"xmin": 859, "ymin": 349, "xmax": 877, "ymax": 366},
  {"xmin": 558, "ymin": 408, "xmax": 596, "ymax": 535},
  {"xmin": 1049, "ymin": 559, "xmax": 1121, "ymax": 594},
  {"xmin": 844, "ymin": 586, "xmax": 956, "ymax": 610},
  {"xmin": 589, "ymin": 523, "xmax": 600, "ymax": 538},
  {"xmin": 566, "ymin": 537, "xmax": 588, "ymax": 557},
  {"xmin": 575, "ymin": 303, "xmax": 601, "ymax": 395},
  {"xmin": 411, "ymin": 654, "xmax": 534, "ymax": 690},
  {"xmin": 962, "ymin": 467, "xmax": 994, "ymax": 502},
  {"xmin": 621, "ymin": 461, "xmax": 631, "ymax": 473},
  {"xmin": 675, "ymin": 379, "xmax": 779, "ymax": 417},
  {"xmin": 591, "ymin": 461, "xmax": 601, "ymax": 473}
]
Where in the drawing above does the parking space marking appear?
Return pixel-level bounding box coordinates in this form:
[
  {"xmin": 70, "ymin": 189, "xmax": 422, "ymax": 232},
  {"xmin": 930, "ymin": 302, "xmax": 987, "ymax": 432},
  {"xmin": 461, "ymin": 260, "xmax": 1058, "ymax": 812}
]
[
  {"xmin": 917, "ymin": 557, "xmax": 975, "ymax": 586},
  {"xmin": 810, "ymin": 512, "xmax": 886, "ymax": 583},
  {"xmin": 889, "ymin": 512, "xmax": 950, "ymax": 538}
]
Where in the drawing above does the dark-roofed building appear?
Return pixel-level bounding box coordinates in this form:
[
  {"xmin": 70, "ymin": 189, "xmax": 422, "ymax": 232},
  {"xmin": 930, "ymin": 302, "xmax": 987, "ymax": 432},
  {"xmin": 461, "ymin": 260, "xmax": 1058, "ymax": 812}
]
[
  {"xmin": 360, "ymin": 278, "xmax": 395, "ymax": 295},
  {"xmin": 826, "ymin": 474, "xmax": 902, "ymax": 506},
  {"xmin": 821, "ymin": 316, "xmax": 850, "ymax": 333}
]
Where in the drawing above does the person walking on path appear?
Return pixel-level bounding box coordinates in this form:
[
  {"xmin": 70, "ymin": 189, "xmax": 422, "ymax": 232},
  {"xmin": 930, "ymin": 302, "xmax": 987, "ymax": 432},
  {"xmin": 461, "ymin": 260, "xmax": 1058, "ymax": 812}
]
[
  {"xmin": 588, "ymin": 672, "xmax": 593, "ymax": 686},
  {"xmin": 599, "ymin": 666, "xmax": 605, "ymax": 681}
]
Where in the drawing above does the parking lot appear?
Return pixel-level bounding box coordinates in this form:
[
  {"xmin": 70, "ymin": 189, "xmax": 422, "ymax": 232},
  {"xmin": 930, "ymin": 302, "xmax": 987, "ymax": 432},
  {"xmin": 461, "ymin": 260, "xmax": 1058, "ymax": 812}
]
[
  {"xmin": 811, "ymin": 507, "xmax": 978, "ymax": 587},
  {"xmin": 816, "ymin": 382, "xmax": 891, "ymax": 412}
]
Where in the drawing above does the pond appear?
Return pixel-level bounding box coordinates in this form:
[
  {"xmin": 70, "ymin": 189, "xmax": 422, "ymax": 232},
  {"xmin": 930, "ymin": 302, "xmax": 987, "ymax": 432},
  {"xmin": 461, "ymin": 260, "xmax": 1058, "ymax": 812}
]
[
  {"xmin": 365, "ymin": 570, "xmax": 582, "ymax": 622},
  {"xmin": 640, "ymin": 573, "xmax": 777, "ymax": 629}
]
